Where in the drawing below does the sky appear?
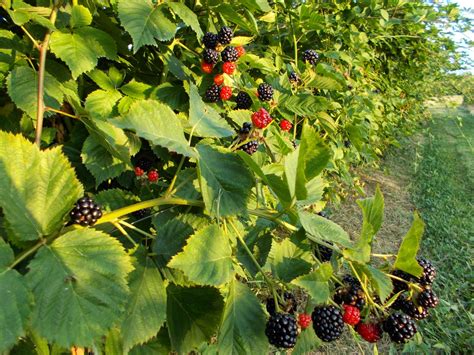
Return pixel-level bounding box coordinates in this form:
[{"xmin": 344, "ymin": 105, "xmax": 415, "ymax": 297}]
[{"xmin": 447, "ymin": 0, "xmax": 474, "ymax": 72}]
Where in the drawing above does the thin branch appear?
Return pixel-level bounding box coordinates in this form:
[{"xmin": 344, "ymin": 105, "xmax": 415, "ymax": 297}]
[{"xmin": 45, "ymin": 106, "xmax": 80, "ymax": 120}]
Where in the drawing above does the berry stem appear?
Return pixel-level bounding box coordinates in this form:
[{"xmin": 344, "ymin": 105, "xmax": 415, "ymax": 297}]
[
  {"xmin": 112, "ymin": 221, "xmax": 139, "ymax": 252},
  {"xmin": 371, "ymin": 253, "xmax": 396, "ymax": 259},
  {"xmin": 164, "ymin": 155, "xmax": 187, "ymax": 197},
  {"xmin": 8, "ymin": 234, "xmax": 54, "ymax": 269},
  {"xmin": 348, "ymin": 261, "xmax": 386, "ymax": 312},
  {"xmin": 45, "ymin": 106, "xmax": 80, "ymax": 120},
  {"xmin": 34, "ymin": 1, "xmax": 60, "ymax": 147},
  {"xmin": 228, "ymin": 219, "xmax": 281, "ymax": 312},
  {"xmin": 20, "ymin": 25, "xmax": 40, "ymax": 50},
  {"xmin": 385, "ymin": 273, "xmax": 424, "ymax": 292},
  {"xmin": 118, "ymin": 220, "xmax": 155, "ymax": 239}
]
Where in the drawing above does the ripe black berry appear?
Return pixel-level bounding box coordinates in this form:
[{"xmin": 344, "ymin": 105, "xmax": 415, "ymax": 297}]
[
  {"xmin": 70, "ymin": 196, "xmax": 102, "ymax": 226},
  {"xmin": 312, "ymin": 306, "xmax": 344, "ymax": 342},
  {"xmin": 221, "ymin": 46, "xmax": 239, "ymax": 63},
  {"xmin": 205, "ymin": 84, "xmax": 221, "ymax": 102},
  {"xmin": 257, "ymin": 83, "xmax": 273, "ymax": 102},
  {"xmin": 265, "ymin": 313, "xmax": 298, "ymax": 349},
  {"xmin": 399, "ymin": 299, "xmax": 429, "ymax": 320},
  {"xmin": 235, "ymin": 91, "xmax": 252, "ymax": 109},
  {"xmin": 314, "ymin": 244, "xmax": 333, "ymax": 262},
  {"xmin": 203, "ymin": 48, "xmax": 219, "ymax": 64},
  {"xmin": 342, "ymin": 275, "xmax": 361, "ymax": 288},
  {"xmin": 302, "ymin": 49, "xmax": 319, "ymax": 65},
  {"xmin": 218, "ymin": 26, "xmax": 233, "ymax": 45},
  {"xmin": 418, "ymin": 288, "xmax": 439, "ymax": 309},
  {"xmin": 289, "ymin": 72, "xmax": 300, "ymax": 84},
  {"xmin": 383, "ymin": 313, "xmax": 417, "ymax": 343},
  {"xmin": 202, "ymin": 32, "xmax": 218, "ymax": 49},
  {"xmin": 344, "ymin": 286, "xmax": 366, "ymax": 310},
  {"xmin": 238, "ymin": 141, "xmax": 259, "ymax": 155},
  {"xmin": 391, "ymin": 269, "xmax": 411, "ymax": 293},
  {"xmin": 238, "ymin": 122, "xmax": 252, "ymax": 135},
  {"xmin": 417, "ymin": 257, "xmax": 436, "ymax": 285}
]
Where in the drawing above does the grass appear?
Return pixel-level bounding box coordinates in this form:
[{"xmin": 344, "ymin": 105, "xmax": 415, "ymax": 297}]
[{"xmin": 326, "ymin": 106, "xmax": 473, "ymax": 353}]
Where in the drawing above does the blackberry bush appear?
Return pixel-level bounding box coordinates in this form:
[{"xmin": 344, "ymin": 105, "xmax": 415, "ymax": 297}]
[
  {"xmin": 235, "ymin": 91, "xmax": 253, "ymax": 109},
  {"xmin": 418, "ymin": 288, "xmax": 439, "ymax": 308},
  {"xmin": 383, "ymin": 313, "xmax": 417, "ymax": 343},
  {"xmin": 312, "ymin": 306, "xmax": 344, "ymax": 342},
  {"xmin": 302, "ymin": 49, "xmax": 319, "ymax": 64},
  {"xmin": 221, "ymin": 46, "xmax": 239, "ymax": 63},
  {"xmin": 203, "ymin": 48, "xmax": 219, "ymax": 64},
  {"xmin": 70, "ymin": 197, "xmax": 102, "ymax": 226},
  {"xmin": 205, "ymin": 84, "xmax": 221, "ymax": 102},
  {"xmin": 265, "ymin": 313, "xmax": 298, "ymax": 349},
  {"xmin": 218, "ymin": 26, "xmax": 233, "ymax": 45},
  {"xmin": 257, "ymin": 83, "xmax": 274, "ymax": 101},
  {"xmin": 202, "ymin": 32, "xmax": 218, "ymax": 49}
]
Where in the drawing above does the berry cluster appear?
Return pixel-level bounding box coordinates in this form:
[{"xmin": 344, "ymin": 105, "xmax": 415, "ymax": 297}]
[
  {"xmin": 302, "ymin": 49, "xmax": 319, "ymax": 65},
  {"xmin": 235, "ymin": 122, "xmax": 260, "ymax": 155},
  {"xmin": 333, "ymin": 276, "xmax": 366, "ymax": 311},
  {"xmin": 70, "ymin": 196, "xmax": 102, "ymax": 226},
  {"xmin": 201, "ymin": 27, "xmax": 245, "ymax": 102}
]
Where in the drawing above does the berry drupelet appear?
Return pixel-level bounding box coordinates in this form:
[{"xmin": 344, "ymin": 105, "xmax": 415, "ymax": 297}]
[
  {"xmin": 202, "ymin": 32, "xmax": 218, "ymax": 49},
  {"xmin": 418, "ymin": 288, "xmax": 439, "ymax": 309},
  {"xmin": 70, "ymin": 196, "xmax": 102, "ymax": 226},
  {"xmin": 416, "ymin": 257, "xmax": 436, "ymax": 285}
]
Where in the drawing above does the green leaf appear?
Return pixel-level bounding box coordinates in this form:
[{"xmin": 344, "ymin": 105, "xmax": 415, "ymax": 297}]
[
  {"xmin": 0, "ymin": 238, "xmax": 14, "ymax": 270},
  {"xmin": 292, "ymin": 263, "xmax": 332, "ymax": 304},
  {"xmin": 166, "ymin": 285, "xmax": 224, "ymax": 354},
  {"xmin": 118, "ymin": 0, "xmax": 176, "ymax": 52},
  {"xmin": 394, "ymin": 212, "xmax": 424, "ymax": 277},
  {"xmin": 307, "ymin": 75, "xmax": 343, "ymax": 90},
  {"xmin": 197, "ymin": 144, "xmax": 254, "ymax": 217},
  {"xmin": 81, "ymin": 135, "xmax": 130, "ymax": 187},
  {"xmin": 0, "ymin": 269, "xmax": 32, "ymax": 353},
  {"xmin": 95, "ymin": 188, "xmax": 140, "ymax": 213},
  {"xmin": 167, "ymin": 2, "xmax": 203, "ymax": 38},
  {"xmin": 129, "ymin": 328, "xmax": 171, "ymax": 355},
  {"xmin": 267, "ymin": 237, "xmax": 313, "ymax": 282},
  {"xmin": 26, "ymin": 229, "xmax": 133, "ymax": 348},
  {"xmin": 218, "ymin": 280, "xmax": 267, "ymax": 354},
  {"xmin": 50, "ymin": 31, "xmax": 99, "ymax": 79},
  {"xmin": 344, "ymin": 186, "xmax": 385, "ymax": 264},
  {"xmin": 292, "ymin": 327, "xmax": 321, "ymax": 355},
  {"xmin": 299, "ymin": 211, "xmax": 353, "ymax": 248},
  {"xmin": 280, "ymin": 94, "xmax": 329, "ymax": 117},
  {"xmin": 187, "ymin": 83, "xmax": 234, "ymax": 138},
  {"xmin": 76, "ymin": 27, "xmax": 117, "ymax": 60},
  {"xmin": 121, "ymin": 251, "xmax": 167, "ymax": 352},
  {"xmin": 70, "ymin": 5, "xmax": 92, "ymax": 28},
  {"xmin": 110, "ymin": 99, "xmax": 196, "ymax": 158},
  {"xmin": 0, "ymin": 132, "xmax": 83, "ymax": 241},
  {"xmin": 7, "ymin": 66, "xmax": 63, "ymax": 118},
  {"xmin": 85, "ymin": 89, "xmax": 122, "ymax": 119},
  {"xmin": 152, "ymin": 213, "xmax": 209, "ymax": 267},
  {"xmin": 168, "ymin": 225, "xmax": 234, "ymax": 286},
  {"xmin": 361, "ymin": 265, "xmax": 393, "ymax": 302}
]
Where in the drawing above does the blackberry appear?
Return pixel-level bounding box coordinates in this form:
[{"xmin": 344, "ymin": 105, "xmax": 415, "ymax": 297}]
[
  {"xmin": 221, "ymin": 46, "xmax": 239, "ymax": 63},
  {"xmin": 132, "ymin": 208, "xmax": 150, "ymax": 219},
  {"xmin": 238, "ymin": 141, "xmax": 259, "ymax": 155},
  {"xmin": 218, "ymin": 26, "xmax": 233, "ymax": 45},
  {"xmin": 289, "ymin": 72, "xmax": 300, "ymax": 84},
  {"xmin": 70, "ymin": 196, "xmax": 102, "ymax": 226},
  {"xmin": 383, "ymin": 313, "xmax": 417, "ymax": 343},
  {"xmin": 317, "ymin": 210, "xmax": 330, "ymax": 219},
  {"xmin": 203, "ymin": 48, "xmax": 219, "ymax": 64},
  {"xmin": 417, "ymin": 257, "xmax": 436, "ymax": 285},
  {"xmin": 391, "ymin": 269, "xmax": 411, "ymax": 293},
  {"xmin": 342, "ymin": 275, "xmax": 361, "ymax": 289},
  {"xmin": 266, "ymin": 292, "xmax": 297, "ymax": 315},
  {"xmin": 257, "ymin": 83, "xmax": 273, "ymax": 102},
  {"xmin": 235, "ymin": 91, "xmax": 252, "ymax": 109},
  {"xmin": 202, "ymin": 32, "xmax": 218, "ymax": 49},
  {"xmin": 205, "ymin": 84, "xmax": 221, "ymax": 102},
  {"xmin": 265, "ymin": 313, "xmax": 298, "ymax": 349},
  {"xmin": 238, "ymin": 122, "xmax": 252, "ymax": 135},
  {"xmin": 302, "ymin": 49, "xmax": 319, "ymax": 65},
  {"xmin": 311, "ymin": 306, "xmax": 344, "ymax": 342},
  {"xmin": 344, "ymin": 287, "xmax": 366, "ymax": 310},
  {"xmin": 399, "ymin": 300, "xmax": 429, "ymax": 320},
  {"xmin": 333, "ymin": 288, "xmax": 346, "ymax": 305},
  {"xmin": 314, "ymin": 244, "xmax": 333, "ymax": 262},
  {"xmin": 418, "ymin": 288, "xmax": 439, "ymax": 309},
  {"xmin": 391, "ymin": 294, "xmax": 408, "ymax": 311}
]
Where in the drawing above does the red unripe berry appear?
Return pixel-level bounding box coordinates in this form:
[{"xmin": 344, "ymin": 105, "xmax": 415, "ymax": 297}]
[
  {"xmin": 298, "ymin": 314, "xmax": 312, "ymax": 329},
  {"xmin": 201, "ymin": 61, "xmax": 214, "ymax": 74},
  {"xmin": 342, "ymin": 305, "xmax": 361, "ymax": 326},
  {"xmin": 222, "ymin": 61, "xmax": 236, "ymax": 75},
  {"xmin": 279, "ymin": 119, "xmax": 292, "ymax": 132},
  {"xmin": 134, "ymin": 166, "xmax": 144, "ymax": 177},
  {"xmin": 356, "ymin": 323, "xmax": 383, "ymax": 343},
  {"xmin": 236, "ymin": 46, "xmax": 246, "ymax": 57},
  {"xmin": 220, "ymin": 86, "xmax": 232, "ymax": 100},
  {"xmin": 251, "ymin": 108, "xmax": 272, "ymax": 129},
  {"xmin": 147, "ymin": 170, "xmax": 159, "ymax": 182},
  {"xmin": 214, "ymin": 74, "xmax": 224, "ymax": 86}
]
